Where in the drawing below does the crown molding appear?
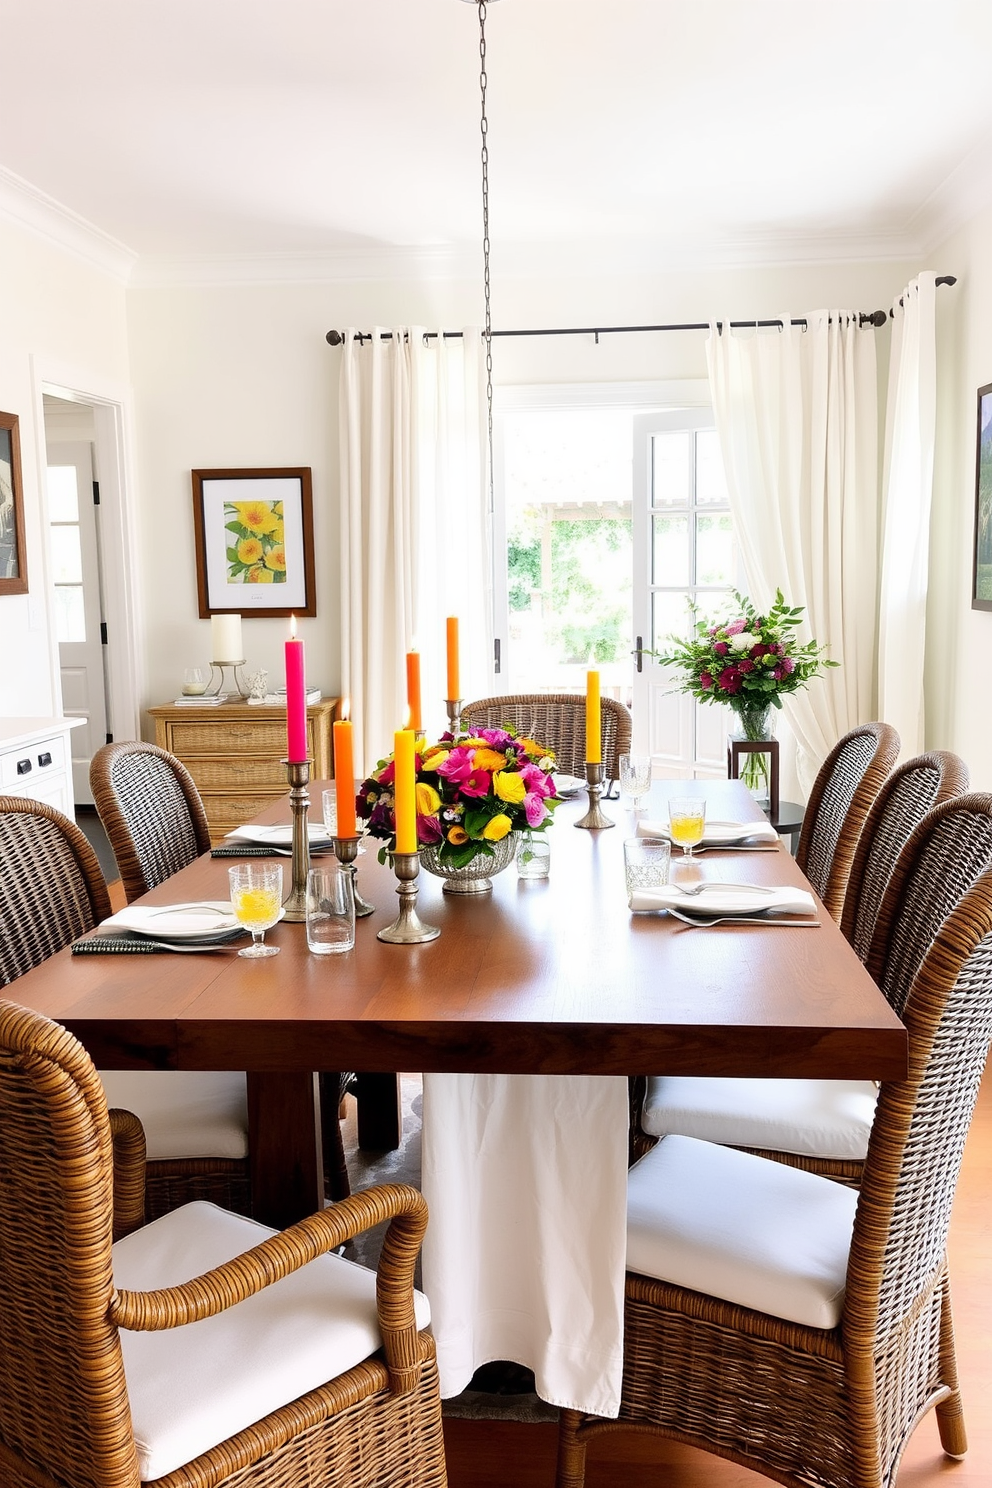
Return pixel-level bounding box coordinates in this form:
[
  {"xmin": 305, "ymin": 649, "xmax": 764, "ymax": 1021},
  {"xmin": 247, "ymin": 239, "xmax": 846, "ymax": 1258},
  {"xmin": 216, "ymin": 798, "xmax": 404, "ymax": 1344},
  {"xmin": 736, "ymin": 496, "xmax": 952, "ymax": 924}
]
[
  {"xmin": 909, "ymin": 136, "xmax": 992, "ymax": 256},
  {"xmin": 0, "ymin": 163, "xmax": 136, "ymax": 282},
  {"xmin": 128, "ymin": 244, "xmax": 484, "ymax": 288}
]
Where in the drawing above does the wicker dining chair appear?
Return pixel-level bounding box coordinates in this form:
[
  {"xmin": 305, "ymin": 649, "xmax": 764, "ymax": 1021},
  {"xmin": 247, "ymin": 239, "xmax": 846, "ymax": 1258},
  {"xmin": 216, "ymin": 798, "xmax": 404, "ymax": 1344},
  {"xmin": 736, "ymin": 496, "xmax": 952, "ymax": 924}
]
[
  {"xmin": 89, "ymin": 742, "xmax": 353, "ymax": 1208},
  {"xmin": 0, "ymin": 792, "xmax": 257, "ymax": 1218},
  {"xmin": 558, "ymin": 796, "xmax": 992, "ymax": 1488},
  {"xmin": 634, "ymin": 751, "xmax": 971, "ymax": 1183},
  {"xmin": 460, "ymin": 692, "xmax": 632, "ymax": 787},
  {"xmin": 795, "ymin": 721, "xmax": 900, "ymax": 921},
  {"xmin": 0, "ymin": 997, "xmax": 447, "ymax": 1488}
]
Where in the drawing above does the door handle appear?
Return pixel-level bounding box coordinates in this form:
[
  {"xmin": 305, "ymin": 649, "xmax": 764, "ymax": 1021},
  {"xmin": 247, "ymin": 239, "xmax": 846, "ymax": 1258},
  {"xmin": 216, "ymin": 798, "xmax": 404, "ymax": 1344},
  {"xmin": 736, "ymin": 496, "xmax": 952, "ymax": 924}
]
[{"xmin": 633, "ymin": 635, "xmax": 644, "ymax": 674}]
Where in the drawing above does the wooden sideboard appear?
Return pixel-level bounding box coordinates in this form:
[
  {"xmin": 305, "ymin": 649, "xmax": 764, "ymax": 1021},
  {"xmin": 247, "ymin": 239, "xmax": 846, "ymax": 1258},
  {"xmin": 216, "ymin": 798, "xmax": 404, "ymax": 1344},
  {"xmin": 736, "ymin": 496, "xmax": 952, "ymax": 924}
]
[
  {"xmin": 0, "ymin": 717, "xmax": 85, "ymax": 819},
  {"xmin": 148, "ymin": 698, "xmax": 338, "ymax": 844}
]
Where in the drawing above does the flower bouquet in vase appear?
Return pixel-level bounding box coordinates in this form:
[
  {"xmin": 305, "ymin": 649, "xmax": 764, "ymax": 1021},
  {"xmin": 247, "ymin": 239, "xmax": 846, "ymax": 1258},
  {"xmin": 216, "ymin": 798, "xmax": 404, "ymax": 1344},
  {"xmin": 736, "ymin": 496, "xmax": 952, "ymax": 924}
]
[
  {"xmin": 652, "ymin": 589, "xmax": 838, "ymax": 802},
  {"xmin": 357, "ymin": 727, "xmax": 559, "ymax": 893}
]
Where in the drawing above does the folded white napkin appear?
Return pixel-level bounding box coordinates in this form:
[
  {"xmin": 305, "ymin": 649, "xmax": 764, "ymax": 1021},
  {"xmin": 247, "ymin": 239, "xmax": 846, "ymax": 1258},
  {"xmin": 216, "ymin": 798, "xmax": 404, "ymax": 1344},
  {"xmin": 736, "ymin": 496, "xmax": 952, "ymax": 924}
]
[
  {"xmin": 225, "ymin": 823, "xmax": 331, "ymax": 846},
  {"xmin": 637, "ymin": 816, "xmax": 780, "ymax": 846},
  {"xmin": 629, "ymin": 883, "xmax": 817, "ymax": 916},
  {"xmin": 101, "ymin": 901, "xmax": 240, "ymax": 939}
]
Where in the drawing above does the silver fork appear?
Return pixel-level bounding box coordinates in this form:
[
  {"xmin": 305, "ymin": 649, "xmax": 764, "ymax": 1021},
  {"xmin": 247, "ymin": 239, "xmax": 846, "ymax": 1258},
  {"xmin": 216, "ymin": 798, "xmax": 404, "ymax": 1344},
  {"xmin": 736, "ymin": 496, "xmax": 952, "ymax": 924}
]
[
  {"xmin": 671, "ymin": 882, "xmax": 773, "ymax": 897},
  {"xmin": 667, "ymin": 907, "xmax": 819, "ymax": 929}
]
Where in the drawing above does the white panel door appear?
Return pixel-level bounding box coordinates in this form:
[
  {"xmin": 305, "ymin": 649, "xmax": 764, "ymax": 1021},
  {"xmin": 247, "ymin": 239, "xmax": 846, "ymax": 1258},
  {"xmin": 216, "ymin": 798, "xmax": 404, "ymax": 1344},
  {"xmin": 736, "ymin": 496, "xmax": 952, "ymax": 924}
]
[
  {"xmin": 632, "ymin": 413, "xmax": 739, "ymax": 778},
  {"xmin": 47, "ymin": 442, "xmax": 108, "ymax": 806}
]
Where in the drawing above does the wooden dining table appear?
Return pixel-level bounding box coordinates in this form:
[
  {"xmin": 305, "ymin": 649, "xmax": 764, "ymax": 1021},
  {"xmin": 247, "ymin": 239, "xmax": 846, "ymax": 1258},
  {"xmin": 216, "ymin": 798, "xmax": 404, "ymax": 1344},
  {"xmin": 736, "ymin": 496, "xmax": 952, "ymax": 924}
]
[{"xmin": 11, "ymin": 778, "xmax": 906, "ymax": 1228}]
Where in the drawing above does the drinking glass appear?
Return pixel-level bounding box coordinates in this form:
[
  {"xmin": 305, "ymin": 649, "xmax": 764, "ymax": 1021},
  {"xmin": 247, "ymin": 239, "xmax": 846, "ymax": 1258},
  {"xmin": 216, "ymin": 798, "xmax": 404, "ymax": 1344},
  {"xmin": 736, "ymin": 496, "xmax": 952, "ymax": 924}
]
[
  {"xmin": 619, "ymin": 752, "xmax": 652, "ymax": 810},
  {"xmin": 624, "ymin": 837, "xmax": 671, "ymax": 896},
  {"xmin": 306, "ymin": 866, "xmax": 356, "ymax": 954},
  {"xmin": 322, "ymin": 788, "xmax": 338, "ymax": 838},
  {"xmin": 182, "ymin": 667, "xmax": 206, "ymax": 696},
  {"xmin": 668, "ymin": 796, "xmax": 706, "ymax": 858},
  {"xmin": 516, "ymin": 829, "xmax": 551, "ymax": 879},
  {"xmin": 228, "ymin": 863, "xmax": 283, "ymax": 958}
]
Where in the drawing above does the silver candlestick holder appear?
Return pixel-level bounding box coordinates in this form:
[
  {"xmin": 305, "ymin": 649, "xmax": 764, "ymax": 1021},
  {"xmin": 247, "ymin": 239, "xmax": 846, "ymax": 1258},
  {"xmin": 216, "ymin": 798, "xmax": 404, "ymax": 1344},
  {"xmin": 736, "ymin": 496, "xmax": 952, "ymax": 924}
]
[
  {"xmin": 376, "ymin": 851, "xmax": 440, "ymax": 944},
  {"xmin": 445, "ymin": 698, "xmax": 463, "ymax": 738},
  {"xmin": 574, "ymin": 761, "xmax": 615, "ymax": 830},
  {"xmin": 333, "ymin": 834, "xmax": 376, "ymax": 917},
  {"xmin": 207, "ymin": 660, "xmax": 250, "ymax": 699},
  {"xmin": 281, "ymin": 759, "xmax": 312, "ymax": 920}
]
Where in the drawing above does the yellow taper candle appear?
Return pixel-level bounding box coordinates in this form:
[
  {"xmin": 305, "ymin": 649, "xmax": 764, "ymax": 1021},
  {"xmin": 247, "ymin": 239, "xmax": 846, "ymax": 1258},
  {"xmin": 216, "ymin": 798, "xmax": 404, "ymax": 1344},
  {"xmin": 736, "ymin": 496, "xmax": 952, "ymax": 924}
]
[
  {"xmin": 585, "ymin": 670, "xmax": 602, "ymax": 764},
  {"xmin": 393, "ymin": 729, "xmax": 418, "ymax": 854}
]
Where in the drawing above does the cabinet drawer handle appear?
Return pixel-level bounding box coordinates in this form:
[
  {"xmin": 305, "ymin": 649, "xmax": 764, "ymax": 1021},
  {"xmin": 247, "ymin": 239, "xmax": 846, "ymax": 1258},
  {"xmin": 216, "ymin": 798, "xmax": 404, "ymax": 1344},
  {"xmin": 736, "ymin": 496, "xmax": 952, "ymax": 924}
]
[
  {"xmin": 37, "ymin": 752, "xmax": 53, "ymax": 768},
  {"xmin": 16, "ymin": 758, "xmax": 32, "ymax": 775}
]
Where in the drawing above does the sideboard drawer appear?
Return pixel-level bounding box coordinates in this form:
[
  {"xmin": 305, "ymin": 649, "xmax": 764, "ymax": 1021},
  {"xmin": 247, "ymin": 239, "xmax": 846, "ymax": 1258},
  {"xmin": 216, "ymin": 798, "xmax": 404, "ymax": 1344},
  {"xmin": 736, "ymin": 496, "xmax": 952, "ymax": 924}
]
[
  {"xmin": 0, "ymin": 732, "xmax": 68, "ymax": 789},
  {"xmin": 184, "ymin": 755, "xmax": 289, "ymax": 791},
  {"xmin": 168, "ymin": 718, "xmax": 289, "ymax": 756}
]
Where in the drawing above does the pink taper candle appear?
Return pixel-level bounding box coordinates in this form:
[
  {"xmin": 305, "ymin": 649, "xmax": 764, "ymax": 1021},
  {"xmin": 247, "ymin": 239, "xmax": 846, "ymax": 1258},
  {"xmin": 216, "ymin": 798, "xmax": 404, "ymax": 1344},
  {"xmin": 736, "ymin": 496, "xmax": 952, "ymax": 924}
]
[{"xmin": 284, "ymin": 616, "xmax": 308, "ymax": 762}]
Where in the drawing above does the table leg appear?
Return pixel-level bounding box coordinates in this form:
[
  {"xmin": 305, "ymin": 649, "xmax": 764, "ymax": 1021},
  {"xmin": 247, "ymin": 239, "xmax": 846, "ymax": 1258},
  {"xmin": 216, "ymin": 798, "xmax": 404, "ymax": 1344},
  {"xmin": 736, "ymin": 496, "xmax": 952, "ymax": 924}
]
[
  {"xmin": 246, "ymin": 1071, "xmax": 324, "ymax": 1228},
  {"xmin": 356, "ymin": 1071, "xmax": 402, "ymax": 1150}
]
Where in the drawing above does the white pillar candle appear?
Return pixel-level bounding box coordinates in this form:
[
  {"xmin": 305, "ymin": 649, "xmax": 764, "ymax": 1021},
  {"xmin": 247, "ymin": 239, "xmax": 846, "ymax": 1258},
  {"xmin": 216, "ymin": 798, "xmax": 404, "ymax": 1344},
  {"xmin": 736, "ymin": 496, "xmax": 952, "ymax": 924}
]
[{"xmin": 211, "ymin": 613, "xmax": 243, "ymax": 663}]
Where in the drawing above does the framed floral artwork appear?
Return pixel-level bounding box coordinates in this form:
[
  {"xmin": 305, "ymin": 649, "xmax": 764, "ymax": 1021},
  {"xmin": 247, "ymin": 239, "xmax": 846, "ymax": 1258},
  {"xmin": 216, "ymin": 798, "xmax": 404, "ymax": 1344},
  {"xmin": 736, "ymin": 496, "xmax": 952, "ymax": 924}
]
[
  {"xmin": 0, "ymin": 410, "xmax": 28, "ymax": 595},
  {"xmin": 973, "ymin": 385, "xmax": 992, "ymax": 610},
  {"xmin": 191, "ymin": 467, "xmax": 316, "ymax": 618}
]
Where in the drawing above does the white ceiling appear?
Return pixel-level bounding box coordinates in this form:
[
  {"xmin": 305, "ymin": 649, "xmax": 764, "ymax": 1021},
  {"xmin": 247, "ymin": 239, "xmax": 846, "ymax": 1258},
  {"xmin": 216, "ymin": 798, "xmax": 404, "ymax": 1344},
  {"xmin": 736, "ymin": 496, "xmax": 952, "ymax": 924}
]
[{"xmin": 1, "ymin": 0, "xmax": 991, "ymax": 281}]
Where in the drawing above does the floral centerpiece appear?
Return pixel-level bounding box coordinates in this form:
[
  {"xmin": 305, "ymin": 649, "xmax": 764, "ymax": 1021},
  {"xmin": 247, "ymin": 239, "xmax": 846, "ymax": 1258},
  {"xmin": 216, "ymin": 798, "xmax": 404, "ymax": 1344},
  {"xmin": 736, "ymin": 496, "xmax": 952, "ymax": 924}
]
[
  {"xmin": 357, "ymin": 726, "xmax": 559, "ymax": 875},
  {"xmin": 652, "ymin": 589, "xmax": 838, "ymax": 794}
]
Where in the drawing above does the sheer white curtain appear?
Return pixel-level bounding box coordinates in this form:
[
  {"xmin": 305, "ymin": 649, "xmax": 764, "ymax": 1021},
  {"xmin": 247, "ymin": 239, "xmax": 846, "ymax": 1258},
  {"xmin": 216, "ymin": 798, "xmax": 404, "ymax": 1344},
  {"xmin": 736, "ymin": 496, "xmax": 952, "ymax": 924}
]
[
  {"xmin": 706, "ymin": 311, "xmax": 879, "ymax": 790},
  {"xmin": 878, "ymin": 273, "xmax": 937, "ymax": 756},
  {"xmin": 339, "ymin": 327, "xmax": 490, "ymax": 773}
]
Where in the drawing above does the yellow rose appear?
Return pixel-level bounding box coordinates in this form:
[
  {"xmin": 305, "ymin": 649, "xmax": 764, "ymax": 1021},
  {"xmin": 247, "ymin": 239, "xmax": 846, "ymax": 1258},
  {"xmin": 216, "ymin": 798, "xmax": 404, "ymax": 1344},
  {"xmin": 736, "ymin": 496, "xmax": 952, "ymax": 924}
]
[
  {"xmin": 421, "ymin": 748, "xmax": 449, "ymax": 771},
  {"xmin": 263, "ymin": 543, "xmax": 286, "ymax": 572},
  {"xmin": 462, "ymin": 737, "xmax": 488, "ymax": 748},
  {"xmin": 493, "ymin": 770, "xmax": 526, "ymax": 804},
  {"xmin": 482, "ymin": 813, "xmax": 512, "ymax": 841},
  {"xmin": 447, "ymin": 825, "xmax": 469, "ymax": 845},
  {"xmin": 237, "ymin": 536, "xmax": 263, "ymax": 565},
  {"xmin": 416, "ymin": 782, "xmax": 441, "ymax": 815}
]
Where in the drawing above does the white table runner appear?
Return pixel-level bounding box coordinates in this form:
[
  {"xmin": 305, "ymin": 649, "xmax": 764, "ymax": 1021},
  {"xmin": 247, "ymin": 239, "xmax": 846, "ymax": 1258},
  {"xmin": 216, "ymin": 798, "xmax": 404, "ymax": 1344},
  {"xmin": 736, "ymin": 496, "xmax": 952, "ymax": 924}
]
[{"xmin": 421, "ymin": 1072, "xmax": 629, "ymax": 1417}]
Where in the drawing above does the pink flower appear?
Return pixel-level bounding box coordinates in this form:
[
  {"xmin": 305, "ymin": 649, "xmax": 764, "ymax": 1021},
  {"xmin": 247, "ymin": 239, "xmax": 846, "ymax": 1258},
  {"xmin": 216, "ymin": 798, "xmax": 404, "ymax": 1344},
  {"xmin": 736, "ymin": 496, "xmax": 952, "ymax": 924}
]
[
  {"xmin": 718, "ymin": 665, "xmax": 742, "ymax": 694},
  {"xmin": 519, "ymin": 760, "xmax": 554, "ymax": 797},
  {"xmin": 699, "ymin": 671, "xmax": 713, "ymax": 689},
  {"xmin": 524, "ymin": 792, "xmax": 549, "ymax": 827},
  {"xmin": 781, "ymin": 656, "xmax": 795, "ymax": 675},
  {"xmin": 738, "ymin": 659, "xmax": 755, "ymax": 674},
  {"xmin": 417, "ymin": 814, "xmax": 443, "ymax": 844},
  {"xmin": 458, "ymin": 767, "xmax": 492, "ymax": 798},
  {"xmin": 751, "ymin": 643, "xmax": 769, "ymax": 658},
  {"xmin": 377, "ymin": 759, "xmax": 396, "ymax": 785},
  {"xmin": 725, "ymin": 619, "xmax": 747, "ymax": 636},
  {"xmin": 772, "ymin": 665, "xmax": 784, "ymax": 680},
  {"xmin": 713, "ymin": 641, "xmax": 729, "ymax": 657},
  {"xmin": 436, "ymin": 746, "xmax": 475, "ymax": 784}
]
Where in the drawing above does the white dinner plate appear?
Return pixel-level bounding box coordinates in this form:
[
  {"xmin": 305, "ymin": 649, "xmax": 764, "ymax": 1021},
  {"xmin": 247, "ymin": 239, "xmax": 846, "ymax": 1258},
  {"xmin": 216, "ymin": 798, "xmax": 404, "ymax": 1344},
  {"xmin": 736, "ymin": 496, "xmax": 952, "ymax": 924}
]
[
  {"xmin": 225, "ymin": 823, "xmax": 332, "ymax": 847},
  {"xmin": 99, "ymin": 901, "xmax": 284, "ymax": 942},
  {"xmin": 554, "ymin": 775, "xmax": 586, "ymax": 798}
]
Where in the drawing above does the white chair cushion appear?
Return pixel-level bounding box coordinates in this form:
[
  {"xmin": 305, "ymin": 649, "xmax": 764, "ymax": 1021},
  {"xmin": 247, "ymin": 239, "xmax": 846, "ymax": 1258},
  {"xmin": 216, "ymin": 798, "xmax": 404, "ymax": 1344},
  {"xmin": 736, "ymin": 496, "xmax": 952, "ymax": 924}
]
[
  {"xmin": 641, "ymin": 1075, "xmax": 877, "ymax": 1160},
  {"xmin": 113, "ymin": 1200, "xmax": 431, "ymax": 1481},
  {"xmin": 626, "ymin": 1135, "xmax": 858, "ymax": 1330},
  {"xmin": 99, "ymin": 1071, "xmax": 249, "ymax": 1159}
]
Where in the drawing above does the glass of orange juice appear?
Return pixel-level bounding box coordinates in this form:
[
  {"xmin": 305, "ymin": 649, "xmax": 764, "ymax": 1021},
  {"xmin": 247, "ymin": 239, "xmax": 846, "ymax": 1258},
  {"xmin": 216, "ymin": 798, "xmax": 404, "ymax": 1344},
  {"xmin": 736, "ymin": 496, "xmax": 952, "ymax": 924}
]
[
  {"xmin": 668, "ymin": 796, "xmax": 706, "ymax": 858},
  {"xmin": 228, "ymin": 863, "xmax": 283, "ymax": 958}
]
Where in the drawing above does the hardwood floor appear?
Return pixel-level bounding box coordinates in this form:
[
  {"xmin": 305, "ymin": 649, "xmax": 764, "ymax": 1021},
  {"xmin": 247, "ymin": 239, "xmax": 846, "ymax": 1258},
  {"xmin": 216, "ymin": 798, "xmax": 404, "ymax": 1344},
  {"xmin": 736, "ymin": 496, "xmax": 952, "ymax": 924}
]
[{"xmin": 444, "ymin": 1060, "xmax": 992, "ymax": 1487}]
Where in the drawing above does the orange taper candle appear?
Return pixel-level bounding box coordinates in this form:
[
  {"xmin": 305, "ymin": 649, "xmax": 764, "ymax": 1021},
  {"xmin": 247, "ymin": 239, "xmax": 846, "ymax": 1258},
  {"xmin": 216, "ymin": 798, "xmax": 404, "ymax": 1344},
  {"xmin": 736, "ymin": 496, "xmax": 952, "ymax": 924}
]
[
  {"xmin": 445, "ymin": 617, "xmax": 460, "ymax": 701},
  {"xmin": 406, "ymin": 651, "xmax": 422, "ymax": 732},
  {"xmin": 332, "ymin": 718, "xmax": 357, "ymax": 838},
  {"xmin": 393, "ymin": 729, "xmax": 418, "ymax": 855}
]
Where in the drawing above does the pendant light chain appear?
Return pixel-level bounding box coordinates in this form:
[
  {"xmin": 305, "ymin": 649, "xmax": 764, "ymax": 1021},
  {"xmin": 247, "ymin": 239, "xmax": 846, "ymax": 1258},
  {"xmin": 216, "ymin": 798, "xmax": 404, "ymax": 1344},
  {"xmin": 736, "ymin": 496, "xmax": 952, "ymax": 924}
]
[{"xmin": 477, "ymin": 0, "xmax": 495, "ymax": 516}]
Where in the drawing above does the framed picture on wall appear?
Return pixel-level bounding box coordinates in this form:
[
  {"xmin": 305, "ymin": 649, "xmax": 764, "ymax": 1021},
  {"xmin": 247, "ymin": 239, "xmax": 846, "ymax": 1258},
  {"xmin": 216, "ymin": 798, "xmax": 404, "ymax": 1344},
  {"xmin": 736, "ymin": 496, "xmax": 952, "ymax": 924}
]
[
  {"xmin": 191, "ymin": 467, "xmax": 316, "ymax": 618},
  {"xmin": 973, "ymin": 384, "xmax": 992, "ymax": 610},
  {"xmin": 0, "ymin": 410, "xmax": 28, "ymax": 595}
]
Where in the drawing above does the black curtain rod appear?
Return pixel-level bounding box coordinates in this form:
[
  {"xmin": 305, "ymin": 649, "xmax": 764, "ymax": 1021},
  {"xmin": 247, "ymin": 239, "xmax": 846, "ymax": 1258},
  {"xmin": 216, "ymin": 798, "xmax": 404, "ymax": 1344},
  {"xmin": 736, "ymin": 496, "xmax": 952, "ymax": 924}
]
[{"xmin": 325, "ymin": 277, "xmax": 956, "ymax": 347}]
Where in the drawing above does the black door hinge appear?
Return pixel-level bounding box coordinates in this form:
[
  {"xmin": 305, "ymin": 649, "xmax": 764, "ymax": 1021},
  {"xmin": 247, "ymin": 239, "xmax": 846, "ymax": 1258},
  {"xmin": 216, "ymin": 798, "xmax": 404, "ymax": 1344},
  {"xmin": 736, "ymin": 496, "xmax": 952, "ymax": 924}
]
[
  {"xmin": 100, "ymin": 621, "xmax": 108, "ymax": 644},
  {"xmin": 92, "ymin": 481, "xmax": 100, "ymax": 505},
  {"xmin": 494, "ymin": 637, "xmax": 501, "ymax": 675},
  {"xmin": 106, "ymin": 732, "xmax": 113, "ymax": 744}
]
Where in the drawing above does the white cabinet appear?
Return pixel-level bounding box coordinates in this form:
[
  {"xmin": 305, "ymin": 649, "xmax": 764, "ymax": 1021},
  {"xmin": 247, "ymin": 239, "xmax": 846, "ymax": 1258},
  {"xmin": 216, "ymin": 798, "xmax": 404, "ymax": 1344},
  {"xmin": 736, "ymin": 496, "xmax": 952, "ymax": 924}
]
[{"xmin": 0, "ymin": 718, "xmax": 85, "ymax": 820}]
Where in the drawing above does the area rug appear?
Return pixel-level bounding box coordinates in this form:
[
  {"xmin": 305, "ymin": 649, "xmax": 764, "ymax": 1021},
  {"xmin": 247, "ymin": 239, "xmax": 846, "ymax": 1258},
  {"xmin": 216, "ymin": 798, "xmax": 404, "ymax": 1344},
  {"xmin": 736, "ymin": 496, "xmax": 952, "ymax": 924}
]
[{"xmin": 340, "ymin": 1075, "xmax": 558, "ymax": 1424}]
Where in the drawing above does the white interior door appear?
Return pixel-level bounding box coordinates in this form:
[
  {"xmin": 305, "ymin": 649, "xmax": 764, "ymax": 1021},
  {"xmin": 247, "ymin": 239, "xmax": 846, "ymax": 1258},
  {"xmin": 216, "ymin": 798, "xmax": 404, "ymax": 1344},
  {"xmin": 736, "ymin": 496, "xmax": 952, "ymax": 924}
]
[
  {"xmin": 632, "ymin": 412, "xmax": 740, "ymax": 777},
  {"xmin": 46, "ymin": 441, "xmax": 108, "ymax": 805}
]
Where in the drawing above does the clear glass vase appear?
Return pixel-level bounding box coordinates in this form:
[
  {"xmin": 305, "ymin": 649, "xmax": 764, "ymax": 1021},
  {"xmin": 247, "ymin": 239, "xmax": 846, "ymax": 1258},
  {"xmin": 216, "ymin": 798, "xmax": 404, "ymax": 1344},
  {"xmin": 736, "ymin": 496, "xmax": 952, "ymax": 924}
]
[{"xmin": 728, "ymin": 703, "xmax": 775, "ymax": 802}]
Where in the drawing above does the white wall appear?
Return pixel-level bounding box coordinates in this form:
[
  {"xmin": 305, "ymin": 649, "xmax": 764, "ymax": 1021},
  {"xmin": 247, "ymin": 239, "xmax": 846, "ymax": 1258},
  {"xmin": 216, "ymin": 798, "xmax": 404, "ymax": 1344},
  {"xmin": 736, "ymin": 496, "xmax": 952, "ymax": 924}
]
[
  {"xmin": 928, "ymin": 205, "xmax": 992, "ymax": 787},
  {"xmin": 127, "ymin": 257, "xmax": 915, "ymax": 728},
  {"xmin": 0, "ymin": 217, "xmax": 130, "ymax": 717}
]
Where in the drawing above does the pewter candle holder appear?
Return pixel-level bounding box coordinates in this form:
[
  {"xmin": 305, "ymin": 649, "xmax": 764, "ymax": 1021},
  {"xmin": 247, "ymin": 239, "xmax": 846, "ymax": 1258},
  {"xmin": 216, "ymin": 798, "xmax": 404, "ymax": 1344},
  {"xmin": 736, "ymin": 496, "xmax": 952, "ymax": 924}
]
[
  {"xmin": 281, "ymin": 758, "xmax": 312, "ymax": 920},
  {"xmin": 445, "ymin": 698, "xmax": 463, "ymax": 739},
  {"xmin": 574, "ymin": 761, "xmax": 615, "ymax": 830},
  {"xmin": 376, "ymin": 851, "xmax": 440, "ymax": 944},
  {"xmin": 333, "ymin": 834, "xmax": 376, "ymax": 917},
  {"xmin": 206, "ymin": 660, "xmax": 250, "ymax": 699}
]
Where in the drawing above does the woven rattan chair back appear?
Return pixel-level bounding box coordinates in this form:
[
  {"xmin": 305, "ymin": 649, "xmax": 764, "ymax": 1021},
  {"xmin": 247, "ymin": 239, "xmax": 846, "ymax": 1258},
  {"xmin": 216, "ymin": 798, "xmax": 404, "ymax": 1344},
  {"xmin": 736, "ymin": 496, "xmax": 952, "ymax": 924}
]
[
  {"xmin": 795, "ymin": 722, "xmax": 900, "ymax": 920},
  {"xmin": 460, "ymin": 693, "xmax": 633, "ymax": 784},
  {"xmin": 840, "ymin": 751, "xmax": 970, "ymax": 962},
  {"xmin": 90, "ymin": 741, "xmax": 211, "ymax": 902},
  {"xmin": 0, "ymin": 998, "xmax": 140, "ymax": 1488},
  {"xmin": 0, "ymin": 796, "xmax": 111, "ymax": 985}
]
